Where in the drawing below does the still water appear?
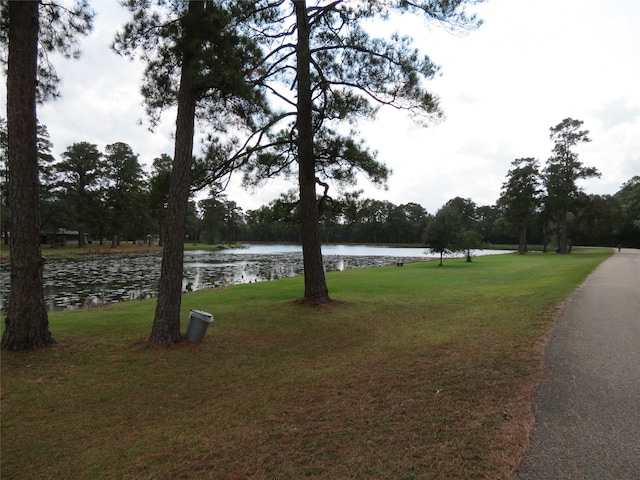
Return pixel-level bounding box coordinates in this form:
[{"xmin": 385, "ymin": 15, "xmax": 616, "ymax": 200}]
[{"xmin": 0, "ymin": 244, "xmax": 509, "ymax": 312}]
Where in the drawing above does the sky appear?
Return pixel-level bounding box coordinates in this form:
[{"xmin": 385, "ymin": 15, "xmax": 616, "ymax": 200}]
[{"xmin": 2, "ymin": 0, "xmax": 639, "ymax": 215}]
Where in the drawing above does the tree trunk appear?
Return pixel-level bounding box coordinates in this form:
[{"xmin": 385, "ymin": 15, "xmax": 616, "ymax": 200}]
[
  {"xmin": 518, "ymin": 225, "xmax": 527, "ymax": 254},
  {"xmin": 559, "ymin": 208, "xmax": 569, "ymax": 254},
  {"xmin": 295, "ymin": 0, "xmax": 330, "ymax": 304},
  {"xmin": 158, "ymin": 211, "xmax": 166, "ymax": 247},
  {"xmin": 150, "ymin": 1, "xmax": 202, "ymax": 344},
  {"xmin": 2, "ymin": 0, "xmax": 54, "ymax": 350}
]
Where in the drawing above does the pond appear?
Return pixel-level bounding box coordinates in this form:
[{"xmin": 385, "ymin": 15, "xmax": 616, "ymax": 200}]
[{"xmin": 0, "ymin": 244, "xmax": 510, "ymax": 312}]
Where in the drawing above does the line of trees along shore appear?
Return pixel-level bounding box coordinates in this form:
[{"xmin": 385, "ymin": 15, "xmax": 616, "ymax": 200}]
[{"xmin": 2, "ymin": 121, "xmax": 639, "ymax": 251}]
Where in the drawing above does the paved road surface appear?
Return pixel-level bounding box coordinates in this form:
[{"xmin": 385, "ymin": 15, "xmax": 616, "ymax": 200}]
[{"xmin": 515, "ymin": 248, "xmax": 640, "ymax": 480}]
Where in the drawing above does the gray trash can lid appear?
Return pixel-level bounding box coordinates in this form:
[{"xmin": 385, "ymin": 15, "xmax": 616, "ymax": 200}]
[{"xmin": 189, "ymin": 309, "xmax": 214, "ymax": 322}]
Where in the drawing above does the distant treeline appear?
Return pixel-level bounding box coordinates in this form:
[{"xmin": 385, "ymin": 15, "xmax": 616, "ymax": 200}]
[
  {"xmin": 1, "ymin": 130, "xmax": 638, "ymax": 250},
  {"xmin": 199, "ymin": 184, "xmax": 639, "ymax": 249}
]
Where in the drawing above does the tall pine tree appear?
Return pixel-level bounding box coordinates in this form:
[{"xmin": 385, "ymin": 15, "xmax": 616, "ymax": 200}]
[
  {"xmin": 243, "ymin": 1, "xmax": 483, "ymax": 303},
  {"xmin": 1, "ymin": 0, "xmax": 93, "ymax": 350},
  {"xmin": 114, "ymin": 0, "xmax": 268, "ymax": 344},
  {"xmin": 544, "ymin": 118, "xmax": 599, "ymax": 254}
]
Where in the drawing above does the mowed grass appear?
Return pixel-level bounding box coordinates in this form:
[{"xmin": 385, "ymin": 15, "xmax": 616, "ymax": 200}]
[{"xmin": 1, "ymin": 248, "xmax": 612, "ymax": 479}]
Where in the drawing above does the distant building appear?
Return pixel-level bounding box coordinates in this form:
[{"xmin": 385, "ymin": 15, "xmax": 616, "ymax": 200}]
[{"xmin": 42, "ymin": 228, "xmax": 90, "ymax": 247}]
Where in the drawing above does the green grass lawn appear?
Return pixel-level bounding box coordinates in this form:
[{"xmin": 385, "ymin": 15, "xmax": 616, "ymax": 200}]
[{"xmin": 0, "ymin": 248, "xmax": 612, "ymax": 479}]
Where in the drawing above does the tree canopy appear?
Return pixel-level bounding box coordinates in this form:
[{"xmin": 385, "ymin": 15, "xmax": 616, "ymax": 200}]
[
  {"xmin": 55, "ymin": 141, "xmax": 103, "ymax": 248},
  {"xmin": 114, "ymin": 0, "xmax": 271, "ymax": 344},
  {"xmin": 544, "ymin": 118, "xmax": 600, "ymax": 254},
  {"xmin": 239, "ymin": 0, "xmax": 483, "ymax": 302},
  {"xmin": 0, "ymin": 0, "xmax": 94, "ymax": 101},
  {"xmin": 498, "ymin": 157, "xmax": 542, "ymax": 254}
]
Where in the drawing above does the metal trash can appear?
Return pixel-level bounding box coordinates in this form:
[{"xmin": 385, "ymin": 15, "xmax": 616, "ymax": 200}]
[{"xmin": 186, "ymin": 309, "xmax": 214, "ymax": 342}]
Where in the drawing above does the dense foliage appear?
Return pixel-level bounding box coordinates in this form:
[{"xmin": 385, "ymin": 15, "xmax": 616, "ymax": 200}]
[{"xmin": 1, "ymin": 128, "xmax": 638, "ymax": 249}]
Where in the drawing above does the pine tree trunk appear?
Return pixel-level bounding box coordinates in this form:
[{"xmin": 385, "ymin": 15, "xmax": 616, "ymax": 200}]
[
  {"xmin": 2, "ymin": 1, "xmax": 54, "ymax": 350},
  {"xmin": 559, "ymin": 208, "xmax": 569, "ymax": 254},
  {"xmin": 295, "ymin": 0, "xmax": 330, "ymax": 304},
  {"xmin": 518, "ymin": 225, "xmax": 527, "ymax": 254},
  {"xmin": 150, "ymin": 1, "xmax": 202, "ymax": 344}
]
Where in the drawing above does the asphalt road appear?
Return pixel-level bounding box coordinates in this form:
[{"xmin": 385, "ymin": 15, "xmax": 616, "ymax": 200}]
[{"xmin": 515, "ymin": 248, "xmax": 640, "ymax": 479}]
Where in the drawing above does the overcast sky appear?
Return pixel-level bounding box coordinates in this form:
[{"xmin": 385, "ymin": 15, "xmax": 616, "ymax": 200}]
[{"xmin": 2, "ymin": 0, "xmax": 639, "ymax": 214}]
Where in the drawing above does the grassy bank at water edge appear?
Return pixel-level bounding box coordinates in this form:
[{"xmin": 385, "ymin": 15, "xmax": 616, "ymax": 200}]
[
  {"xmin": 0, "ymin": 241, "xmax": 239, "ymax": 258},
  {"xmin": 1, "ymin": 248, "xmax": 612, "ymax": 479}
]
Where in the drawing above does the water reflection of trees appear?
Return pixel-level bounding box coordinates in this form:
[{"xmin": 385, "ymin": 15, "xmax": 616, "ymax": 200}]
[{"xmin": 0, "ymin": 250, "xmax": 426, "ymax": 313}]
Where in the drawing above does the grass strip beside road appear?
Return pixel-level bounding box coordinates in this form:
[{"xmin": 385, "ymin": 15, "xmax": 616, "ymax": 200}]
[{"xmin": 1, "ymin": 248, "xmax": 612, "ymax": 479}]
